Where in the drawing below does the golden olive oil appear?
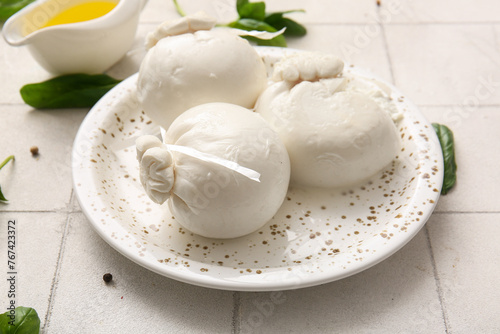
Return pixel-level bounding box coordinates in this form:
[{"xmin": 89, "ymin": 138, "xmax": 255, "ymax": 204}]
[{"xmin": 41, "ymin": 1, "xmax": 117, "ymax": 28}]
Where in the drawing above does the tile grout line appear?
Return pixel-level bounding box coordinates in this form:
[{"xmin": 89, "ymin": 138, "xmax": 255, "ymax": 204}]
[
  {"xmin": 376, "ymin": 21, "xmax": 500, "ymax": 26},
  {"xmin": 0, "ymin": 210, "xmax": 70, "ymax": 213},
  {"xmin": 424, "ymin": 225, "xmax": 450, "ymax": 334},
  {"xmin": 68, "ymin": 188, "xmax": 83, "ymax": 214},
  {"xmin": 231, "ymin": 291, "xmax": 241, "ymax": 334},
  {"xmin": 67, "ymin": 188, "xmax": 75, "ymax": 212},
  {"xmin": 417, "ymin": 104, "xmax": 500, "ymax": 108},
  {"xmin": 303, "ymin": 21, "xmax": 500, "ymax": 26},
  {"xmin": 3, "ymin": 103, "xmax": 500, "ymax": 109},
  {"xmin": 143, "ymin": 21, "xmax": 500, "ymax": 26},
  {"xmin": 41, "ymin": 212, "xmax": 72, "ymax": 333},
  {"xmin": 375, "ymin": 5, "xmax": 396, "ymax": 86},
  {"xmin": 433, "ymin": 210, "xmax": 500, "ymax": 214},
  {"xmin": 380, "ymin": 24, "xmax": 396, "ymax": 85}
]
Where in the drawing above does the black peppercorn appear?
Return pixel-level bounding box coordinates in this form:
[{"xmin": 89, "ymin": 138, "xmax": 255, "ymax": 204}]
[
  {"xmin": 30, "ymin": 146, "xmax": 39, "ymax": 156},
  {"xmin": 103, "ymin": 273, "xmax": 113, "ymax": 283}
]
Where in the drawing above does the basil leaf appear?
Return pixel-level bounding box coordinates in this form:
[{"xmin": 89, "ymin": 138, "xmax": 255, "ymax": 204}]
[
  {"xmin": 238, "ymin": 1, "xmax": 266, "ymax": 21},
  {"xmin": 229, "ymin": 18, "xmax": 287, "ymax": 47},
  {"xmin": 265, "ymin": 12, "xmax": 307, "ymax": 37},
  {"xmin": 0, "ymin": 186, "xmax": 7, "ymax": 201},
  {"xmin": 432, "ymin": 123, "xmax": 457, "ymax": 195},
  {"xmin": 0, "ymin": 155, "xmax": 14, "ymax": 202},
  {"xmin": 20, "ymin": 74, "xmax": 121, "ymax": 109},
  {"xmin": 0, "ymin": 0, "xmax": 35, "ymax": 22},
  {"xmin": 236, "ymin": 0, "xmax": 249, "ymax": 14},
  {"xmin": 0, "ymin": 306, "xmax": 40, "ymax": 333},
  {"xmin": 242, "ymin": 35, "xmax": 286, "ymax": 47}
]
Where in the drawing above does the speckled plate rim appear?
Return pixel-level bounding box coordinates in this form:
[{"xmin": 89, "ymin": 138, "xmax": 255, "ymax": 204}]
[{"xmin": 72, "ymin": 47, "xmax": 443, "ymax": 291}]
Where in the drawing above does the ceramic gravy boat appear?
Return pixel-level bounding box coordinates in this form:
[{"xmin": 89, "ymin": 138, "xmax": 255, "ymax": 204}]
[{"xmin": 3, "ymin": 0, "xmax": 147, "ymax": 74}]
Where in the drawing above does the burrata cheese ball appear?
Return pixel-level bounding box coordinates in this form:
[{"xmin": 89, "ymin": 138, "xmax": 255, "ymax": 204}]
[
  {"xmin": 137, "ymin": 26, "xmax": 268, "ymax": 129},
  {"xmin": 136, "ymin": 103, "xmax": 290, "ymax": 239},
  {"xmin": 256, "ymin": 52, "xmax": 400, "ymax": 188}
]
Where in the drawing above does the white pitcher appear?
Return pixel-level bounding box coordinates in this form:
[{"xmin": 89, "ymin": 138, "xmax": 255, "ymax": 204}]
[{"xmin": 3, "ymin": 0, "xmax": 147, "ymax": 74}]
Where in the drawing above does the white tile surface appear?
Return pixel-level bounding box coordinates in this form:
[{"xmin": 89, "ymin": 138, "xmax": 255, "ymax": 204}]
[
  {"xmin": 385, "ymin": 24, "xmax": 500, "ymax": 106},
  {"xmin": 383, "ymin": 0, "xmax": 500, "ymax": 23},
  {"xmin": 0, "ymin": 105, "xmax": 87, "ymax": 211},
  {"xmin": 0, "ymin": 39, "xmax": 50, "ymax": 105},
  {"xmin": 427, "ymin": 213, "xmax": 500, "ymax": 333},
  {"xmin": 105, "ymin": 23, "xmax": 157, "ymax": 80},
  {"xmin": 287, "ymin": 24, "xmax": 393, "ymax": 83},
  {"xmin": 420, "ymin": 107, "xmax": 500, "ymax": 212},
  {"xmin": 141, "ymin": 0, "xmax": 379, "ymax": 25},
  {"xmin": 46, "ymin": 213, "xmax": 234, "ymax": 334},
  {"xmin": 264, "ymin": 0, "xmax": 379, "ymax": 24},
  {"xmin": 140, "ymin": 0, "xmax": 181, "ymax": 23},
  {"xmin": 238, "ymin": 230, "xmax": 445, "ymax": 334},
  {"xmin": 0, "ymin": 212, "xmax": 67, "ymax": 329},
  {"xmin": 142, "ymin": 0, "xmax": 239, "ymax": 24}
]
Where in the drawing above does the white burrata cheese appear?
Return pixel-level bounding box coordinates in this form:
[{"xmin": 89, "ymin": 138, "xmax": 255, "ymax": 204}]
[
  {"xmin": 136, "ymin": 103, "xmax": 290, "ymax": 239},
  {"xmin": 256, "ymin": 52, "xmax": 400, "ymax": 188},
  {"xmin": 137, "ymin": 28, "xmax": 268, "ymax": 130}
]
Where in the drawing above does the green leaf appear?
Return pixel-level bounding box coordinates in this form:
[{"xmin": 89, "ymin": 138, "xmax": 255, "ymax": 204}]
[
  {"xmin": 0, "ymin": 155, "xmax": 14, "ymax": 202},
  {"xmin": 0, "ymin": 185, "xmax": 7, "ymax": 201},
  {"xmin": 0, "ymin": 0, "xmax": 35, "ymax": 22},
  {"xmin": 236, "ymin": 0, "xmax": 249, "ymax": 14},
  {"xmin": 265, "ymin": 12, "xmax": 307, "ymax": 36},
  {"xmin": 238, "ymin": 1, "xmax": 266, "ymax": 21},
  {"xmin": 20, "ymin": 74, "xmax": 121, "ymax": 109},
  {"xmin": 432, "ymin": 123, "xmax": 457, "ymax": 195},
  {"xmin": 0, "ymin": 306, "xmax": 40, "ymax": 333},
  {"xmin": 228, "ymin": 18, "xmax": 287, "ymax": 47},
  {"xmin": 242, "ymin": 35, "xmax": 287, "ymax": 47}
]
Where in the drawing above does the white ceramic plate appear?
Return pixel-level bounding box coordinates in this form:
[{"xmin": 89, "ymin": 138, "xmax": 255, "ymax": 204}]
[{"xmin": 72, "ymin": 47, "xmax": 443, "ymax": 291}]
